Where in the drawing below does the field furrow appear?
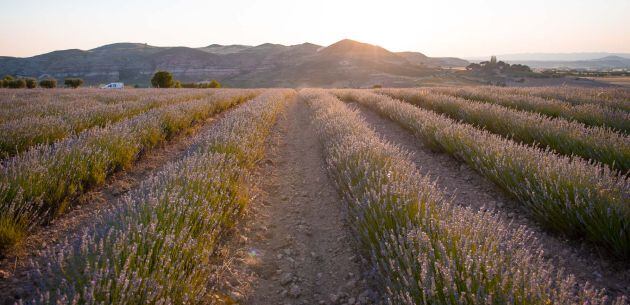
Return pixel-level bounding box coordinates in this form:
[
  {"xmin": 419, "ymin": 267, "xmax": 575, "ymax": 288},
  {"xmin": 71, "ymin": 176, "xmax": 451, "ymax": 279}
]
[
  {"xmin": 483, "ymin": 86, "xmax": 630, "ymax": 112},
  {"xmin": 219, "ymin": 97, "xmax": 375, "ymax": 305},
  {"xmin": 0, "ymin": 89, "xmax": 149, "ymax": 122},
  {"xmin": 373, "ymin": 89, "xmax": 630, "ymax": 172},
  {"xmin": 346, "ymin": 99, "xmax": 628, "ymax": 298},
  {"xmin": 1, "ymin": 89, "xmax": 292, "ymax": 304},
  {"xmin": 0, "ymin": 90, "xmax": 257, "ymax": 251},
  {"xmin": 421, "ymin": 87, "xmax": 630, "ymax": 132},
  {"xmin": 0, "ymin": 85, "xmax": 627, "ymax": 305},
  {"xmin": 0, "ymin": 97, "xmax": 244, "ymax": 302},
  {"xmin": 300, "ymin": 89, "xmax": 623, "ymax": 304},
  {"xmin": 0, "ymin": 90, "xmax": 230, "ymax": 158},
  {"xmin": 333, "ymin": 90, "xmax": 629, "ymax": 258}
]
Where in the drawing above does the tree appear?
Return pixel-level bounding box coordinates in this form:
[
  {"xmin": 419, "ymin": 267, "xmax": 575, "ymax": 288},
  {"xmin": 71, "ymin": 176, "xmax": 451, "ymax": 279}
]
[
  {"xmin": 179, "ymin": 80, "xmax": 222, "ymax": 88},
  {"xmin": 64, "ymin": 78, "xmax": 84, "ymax": 88},
  {"xmin": 7, "ymin": 79, "xmax": 26, "ymax": 88},
  {"xmin": 1, "ymin": 75, "xmax": 13, "ymax": 88},
  {"xmin": 173, "ymin": 80, "xmax": 182, "ymax": 88},
  {"xmin": 466, "ymin": 63, "xmax": 481, "ymax": 71},
  {"xmin": 24, "ymin": 78, "xmax": 37, "ymax": 89},
  {"xmin": 181, "ymin": 82, "xmax": 197, "ymax": 88},
  {"xmin": 39, "ymin": 79, "xmax": 57, "ymax": 88},
  {"xmin": 151, "ymin": 71, "xmax": 174, "ymax": 88},
  {"xmin": 208, "ymin": 79, "xmax": 221, "ymax": 88},
  {"xmin": 509, "ymin": 64, "xmax": 532, "ymax": 73}
]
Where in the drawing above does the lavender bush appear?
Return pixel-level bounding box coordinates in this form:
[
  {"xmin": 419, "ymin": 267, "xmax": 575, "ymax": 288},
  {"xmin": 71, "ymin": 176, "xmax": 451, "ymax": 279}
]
[
  {"xmin": 301, "ymin": 89, "xmax": 623, "ymax": 304},
  {"xmin": 0, "ymin": 90, "xmax": 258, "ymax": 250},
  {"xmin": 500, "ymin": 86, "xmax": 630, "ymax": 112},
  {"xmin": 23, "ymin": 89, "xmax": 292, "ymax": 304},
  {"xmin": 374, "ymin": 89, "xmax": 629, "ymax": 172},
  {"xmin": 332, "ymin": 89, "xmax": 629, "ymax": 258},
  {"xmin": 0, "ymin": 90, "xmax": 220, "ymax": 157},
  {"xmin": 412, "ymin": 87, "xmax": 630, "ymax": 133}
]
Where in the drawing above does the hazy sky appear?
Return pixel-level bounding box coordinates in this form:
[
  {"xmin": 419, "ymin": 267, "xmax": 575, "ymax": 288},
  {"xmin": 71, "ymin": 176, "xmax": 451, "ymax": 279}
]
[{"xmin": 1, "ymin": 0, "xmax": 629, "ymax": 57}]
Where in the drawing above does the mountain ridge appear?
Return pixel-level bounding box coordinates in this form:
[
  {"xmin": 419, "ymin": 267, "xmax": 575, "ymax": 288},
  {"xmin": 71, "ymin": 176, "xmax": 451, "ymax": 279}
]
[{"xmin": 0, "ymin": 39, "xmax": 468, "ymax": 87}]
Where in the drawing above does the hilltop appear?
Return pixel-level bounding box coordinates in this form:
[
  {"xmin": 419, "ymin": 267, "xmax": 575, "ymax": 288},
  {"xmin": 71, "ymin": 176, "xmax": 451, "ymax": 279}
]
[{"xmin": 0, "ymin": 39, "xmax": 468, "ymax": 87}]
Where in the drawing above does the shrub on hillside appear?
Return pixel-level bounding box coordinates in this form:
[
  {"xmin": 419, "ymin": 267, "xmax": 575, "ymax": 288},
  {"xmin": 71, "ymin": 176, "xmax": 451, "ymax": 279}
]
[
  {"xmin": 39, "ymin": 79, "xmax": 57, "ymax": 88},
  {"xmin": 64, "ymin": 78, "xmax": 84, "ymax": 88},
  {"xmin": 151, "ymin": 71, "xmax": 174, "ymax": 88}
]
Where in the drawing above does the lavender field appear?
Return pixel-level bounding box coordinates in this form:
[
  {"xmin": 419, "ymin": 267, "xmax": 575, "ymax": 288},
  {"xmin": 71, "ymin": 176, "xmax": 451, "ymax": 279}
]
[{"xmin": 0, "ymin": 87, "xmax": 628, "ymax": 304}]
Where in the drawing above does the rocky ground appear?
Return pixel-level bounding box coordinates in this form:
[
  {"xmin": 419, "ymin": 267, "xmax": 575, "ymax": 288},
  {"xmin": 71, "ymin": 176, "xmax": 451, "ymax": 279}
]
[{"xmin": 219, "ymin": 97, "xmax": 380, "ymax": 305}]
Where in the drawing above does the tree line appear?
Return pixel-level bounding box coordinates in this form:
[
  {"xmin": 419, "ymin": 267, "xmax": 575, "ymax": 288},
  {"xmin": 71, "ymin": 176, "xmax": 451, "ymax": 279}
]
[
  {"xmin": 1, "ymin": 76, "xmax": 83, "ymax": 89},
  {"xmin": 466, "ymin": 56, "xmax": 532, "ymax": 74},
  {"xmin": 150, "ymin": 71, "xmax": 221, "ymax": 88},
  {"xmin": 1, "ymin": 71, "xmax": 222, "ymax": 89}
]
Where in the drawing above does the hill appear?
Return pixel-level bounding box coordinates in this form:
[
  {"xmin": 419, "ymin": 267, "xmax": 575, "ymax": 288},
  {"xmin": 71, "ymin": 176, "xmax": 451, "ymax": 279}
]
[{"xmin": 0, "ymin": 39, "xmax": 469, "ymax": 87}]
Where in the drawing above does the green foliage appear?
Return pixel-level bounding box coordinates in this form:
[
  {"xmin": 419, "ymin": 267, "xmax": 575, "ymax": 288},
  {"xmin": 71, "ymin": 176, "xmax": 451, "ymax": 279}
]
[
  {"xmin": 208, "ymin": 79, "xmax": 221, "ymax": 88},
  {"xmin": 151, "ymin": 71, "xmax": 174, "ymax": 88},
  {"xmin": 39, "ymin": 79, "xmax": 57, "ymax": 88},
  {"xmin": 467, "ymin": 56, "xmax": 532, "ymax": 74},
  {"xmin": 24, "ymin": 78, "xmax": 37, "ymax": 89},
  {"xmin": 64, "ymin": 78, "xmax": 84, "ymax": 88},
  {"xmin": 181, "ymin": 80, "xmax": 222, "ymax": 88},
  {"xmin": 173, "ymin": 80, "xmax": 182, "ymax": 88},
  {"xmin": 0, "ymin": 76, "xmax": 31, "ymax": 89},
  {"xmin": 7, "ymin": 79, "xmax": 26, "ymax": 89}
]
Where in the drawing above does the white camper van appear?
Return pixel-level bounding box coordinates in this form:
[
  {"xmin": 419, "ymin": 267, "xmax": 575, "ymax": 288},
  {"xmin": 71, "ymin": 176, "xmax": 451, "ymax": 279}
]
[{"xmin": 101, "ymin": 82, "xmax": 124, "ymax": 89}]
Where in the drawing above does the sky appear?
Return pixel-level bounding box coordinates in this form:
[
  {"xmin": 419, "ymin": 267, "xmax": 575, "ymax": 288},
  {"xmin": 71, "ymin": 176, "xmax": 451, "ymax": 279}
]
[{"xmin": 1, "ymin": 0, "xmax": 629, "ymax": 58}]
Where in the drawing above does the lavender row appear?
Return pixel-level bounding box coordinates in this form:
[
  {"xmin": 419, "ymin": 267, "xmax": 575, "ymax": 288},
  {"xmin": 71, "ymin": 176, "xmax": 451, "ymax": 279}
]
[
  {"xmin": 376, "ymin": 88, "xmax": 629, "ymax": 172},
  {"xmin": 0, "ymin": 90, "xmax": 257, "ymax": 251},
  {"xmin": 0, "ymin": 90, "xmax": 220, "ymax": 157},
  {"xmin": 483, "ymin": 86, "xmax": 630, "ymax": 112},
  {"xmin": 421, "ymin": 87, "xmax": 629, "ymax": 132},
  {"xmin": 23, "ymin": 89, "xmax": 292, "ymax": 304},
  {"xmin": 0, "ymin": 89, "xmax": 153, "ymax": 122},
  {"xmin": 301, "ymin": 89, "xmax": 621, "ymax": 304},
  {"xmin": 334, "ymin": 89, "xmax": 629, "ymax": 259}
]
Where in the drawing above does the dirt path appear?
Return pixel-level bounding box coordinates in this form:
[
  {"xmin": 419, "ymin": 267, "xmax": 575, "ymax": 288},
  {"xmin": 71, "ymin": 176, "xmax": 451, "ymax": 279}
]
[
  {"xmin": 223, "ymin": 98, "xmax": 377, "ymax": 305},
  {"xmin": 0, "ymin": 107, "xmax": 240, "ymax": 304},
  {"xmin": 346, "ymin": 102, "xmax": 629, "ymax": 299}
]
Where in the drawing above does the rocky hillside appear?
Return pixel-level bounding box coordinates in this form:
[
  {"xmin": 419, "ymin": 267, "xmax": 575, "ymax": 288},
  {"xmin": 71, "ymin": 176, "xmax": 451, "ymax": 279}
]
[{"xmin": 0, "ymin": 39, "xmax": 468, "ymax": 87}]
